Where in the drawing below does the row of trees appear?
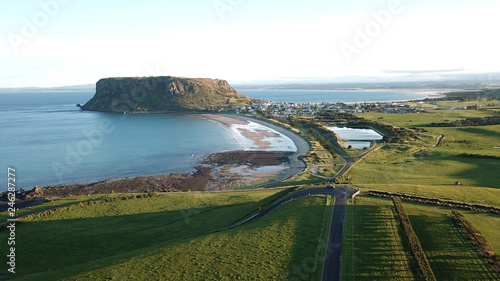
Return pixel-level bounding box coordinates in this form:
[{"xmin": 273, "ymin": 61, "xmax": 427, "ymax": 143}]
[
  {"xmin": 305, "ymin": 124, "xmax": 339, "ymax": 158},
  {"xmin": 392, "ymin": 197, "xmax": 437, "ymax": 281},
  {"xmin": 369, "ymin": 190, "xmax": 500, "ymax": 214},
  {"xmin": 430, "ymin": 116, "xmax": 500, "ymax": 127},
  {"xmin": 450, "ymin": 210, "xmax": 500, "ymax": 277},
  {"xmin": 319, "ymin": 112, "xmax": 417, "ymax": 143},
  {"xmin": 458, "ymin": 153, "xmax": 500, "ymax": 160}
]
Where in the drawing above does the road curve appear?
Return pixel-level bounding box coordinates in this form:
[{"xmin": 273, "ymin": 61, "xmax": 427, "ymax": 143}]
[
  {"xmin": 228, "ymin": 187, "xmax": 352, "ymax": 281},
  {"xmin": 230, "ymin": 188, "xmax": 347, "ymax": 228}
]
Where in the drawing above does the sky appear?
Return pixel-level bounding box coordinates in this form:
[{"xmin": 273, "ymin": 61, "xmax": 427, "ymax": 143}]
[{"xmin": 1, "ymin": 0, "xmax": 499, "ymax": 87}]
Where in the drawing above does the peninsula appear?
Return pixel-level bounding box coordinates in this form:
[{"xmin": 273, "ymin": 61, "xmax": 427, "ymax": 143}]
[{"xmin": 81, "ymin": 76, "xmax": 252, "ymax": 112}]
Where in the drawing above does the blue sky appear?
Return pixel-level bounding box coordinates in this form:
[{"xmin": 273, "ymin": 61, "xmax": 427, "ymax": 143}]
[{"xmin": 1, "ymin": 0, "xmax": 499, "ymax": 87}]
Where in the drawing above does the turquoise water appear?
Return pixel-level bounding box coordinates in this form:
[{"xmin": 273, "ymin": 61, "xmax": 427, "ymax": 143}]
[
  {"xmin": 0, "ymin": 91, "xmax": 241, "ymax": 190},
  {"xmin": 1, "ymin": 89, "xmax": 420, "ymax": 190},
  {"xmin": 238, "ymin": 89, "xmax": 428, "ymax": 103}
]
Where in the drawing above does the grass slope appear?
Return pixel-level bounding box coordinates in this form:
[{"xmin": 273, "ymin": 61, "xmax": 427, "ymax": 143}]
[
  {"xmin": 349, "ymin": 112, "xmax": 500, "ymax": 206},
  {"xmin": 1, "ymin": 190, "xmax": 288, "ymax": 277},
  {"xmin": 342, "ymin": 196, "xmax": 416, "ymax": 280},
  {"xmin": 462, "ymin": 211, "xmax": 500, "ymax": 254},
  {"xmin": 403, "ymin": 201, "xmax": 498, "ymax": 280},
  {"xmin": 15, "ymin": 195, "xmax": 333, "ymax": 280}
]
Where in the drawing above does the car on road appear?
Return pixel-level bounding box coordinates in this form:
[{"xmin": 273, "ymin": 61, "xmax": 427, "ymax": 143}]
[{"xmin": 326, "ymin": 184, "xmax": 335, "ymax": 189}]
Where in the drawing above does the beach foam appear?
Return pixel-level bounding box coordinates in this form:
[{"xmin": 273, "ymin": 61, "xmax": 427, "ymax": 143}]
[{"xmin": 230, "ymin": 121, "xmax": 297, "ymax": 152}]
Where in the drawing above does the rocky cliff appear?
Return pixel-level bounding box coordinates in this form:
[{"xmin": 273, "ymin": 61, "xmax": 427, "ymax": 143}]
[{"xmin": 81, "ymin": 76, "xmax": 252, "ymax": 112}]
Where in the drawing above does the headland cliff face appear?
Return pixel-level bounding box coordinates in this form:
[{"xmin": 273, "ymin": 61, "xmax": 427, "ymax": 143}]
[{"xmin": 81, "ymin": 76, "xmax": 251, "ymax": 112}]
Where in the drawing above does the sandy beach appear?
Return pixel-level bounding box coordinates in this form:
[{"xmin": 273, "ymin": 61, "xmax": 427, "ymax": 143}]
[
  {"xmin": 392, "ymin": 88, "xmax": 457, "ymax": 99},
  {"xmin": 5, "ymin": 114, "xmax": 311, "ymax": 201},
  {"xmin": 200, "ymin": 114, "xmax": 297, "ymax": 152},
  {"xmin": 200, "ymin": 114, "xmax": 310, "ymax": 188}
]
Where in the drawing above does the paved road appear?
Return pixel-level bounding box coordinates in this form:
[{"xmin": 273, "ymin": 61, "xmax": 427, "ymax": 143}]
[
  {"xmin": 225, "ymin": 115, "xmax": 354, "ymax": 280},
  {"xmin": 229, "ymin": 186, "xmax": 352, "ymax": 281},
  {"xmin": 230, "ymin": 188, "xmax": 348, "ymax": 228},
  {"xmin": 321, "ymin": 190, "xmax": 349, "ymax": 281},
  {"xmin": 321, "ymin": 134, "xmax": 356, "ymax": 280}
]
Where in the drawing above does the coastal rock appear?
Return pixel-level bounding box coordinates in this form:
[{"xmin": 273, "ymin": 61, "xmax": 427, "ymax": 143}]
[{"xmin": 81, "ymin": 76, "xmax": 252, "ymax": 112}]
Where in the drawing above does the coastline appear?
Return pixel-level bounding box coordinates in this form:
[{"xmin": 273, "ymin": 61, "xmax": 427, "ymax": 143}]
[
  {"xmin": 388, "ymin": 88, "xmax": 456, "ymax": 99},
  {"xmin": 199, "ymin": 114, "xmax": 297, "ymax": 152},
  {"xmin": 200, "ymin": 113, "xmax": 309, "ymax": 185},
  {"xmin": 3, "ymin": 113, "xmax": 310, "ymax": 201}
]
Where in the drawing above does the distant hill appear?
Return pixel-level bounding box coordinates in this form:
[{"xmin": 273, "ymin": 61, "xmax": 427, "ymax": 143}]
[
  {"xmin": 0, "ymin": 84, "xmax": 95, "ymax": 92},
  {"xmin": 81, "ymin": 76, "xmax": 252, "ymax": 112}
]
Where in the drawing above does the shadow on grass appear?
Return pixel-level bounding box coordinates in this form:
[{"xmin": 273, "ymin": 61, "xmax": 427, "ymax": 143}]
[
  {"xmin": 406, "ymin": 203, "xmax": 498, "ymax": 280},
  {"xmin": 412, "ymin": 150, "xmax": 500, "ymax": 188},
  {"xmin": 270, "ymin": 197, "xmax": 331, "ymax": 281},
  {"xmin": 342, "ymin": 198, "xmax": 417, "ymax": 281},
  {"xmin": 456, "ymin": 126, "xmax": 500, "ymax": 137},
  {"xmin": 0, "ymin": 201, "xmax": 261, "ymax": 277}
]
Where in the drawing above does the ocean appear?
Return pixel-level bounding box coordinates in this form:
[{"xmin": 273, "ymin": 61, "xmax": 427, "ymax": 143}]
[
  {"xmin": 238, "ymin": 89, "xmax": 428, "ymax": 103},
  {"xmin": 1, "ymin": 89, "xmax": 423, "ymax": 191},
  {"xmin": 0, "ymin": 91, "xmax": 242, "ymax": 190}
]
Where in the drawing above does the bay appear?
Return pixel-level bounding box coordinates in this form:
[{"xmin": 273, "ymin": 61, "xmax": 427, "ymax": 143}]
[
  {"xmin": 0, "ymin": 91, "xmax": 241, "ymax": 190},
  {"xmin": 1, "ymin": 88, "xmax": 425, "ymax": 191},
  {"xmin": 237, "ymin": 89, "xmax": 427, "ymax": 103}
]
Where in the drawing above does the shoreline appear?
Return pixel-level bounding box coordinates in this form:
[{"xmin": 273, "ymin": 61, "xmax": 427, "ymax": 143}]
[
  {"xmin": 199, "ymin": 113, "xmax": 310, "ymax": 187},
  {"xmin": 199, "ymin": 114, "xmax": 297, "ymax": 152},
  {"xmin": 219, "ymin": 114, "xmax": 310, "ymax": 184},
  {"xmin": 2, "ymin": 113, "xmax": 310, "ymax": 200}
]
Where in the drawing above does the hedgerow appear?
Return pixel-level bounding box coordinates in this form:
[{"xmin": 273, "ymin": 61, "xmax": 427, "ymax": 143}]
[
  {"xmin": 450, "ymin": 210, "xmax": 500, "ymax": 277},
  {"xmin": 393, "ymin": 197, "xmax": 436, "ymax": 281}
]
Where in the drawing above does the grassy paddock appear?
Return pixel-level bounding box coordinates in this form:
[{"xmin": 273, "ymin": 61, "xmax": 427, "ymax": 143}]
[
  {"xmin": 349, "ymin": 123, "xmax": 500, "ymax": 206},
  {"xmin": 0, "ymin": 193, "xmax": 132, "ymax": 222},
  {"xmin": 342, "ymin": 196, "xmax": 416, "ymax": 280},
  {"xmin": 403, "ymin": 201, "xmax": 498, "ymax": 280},
  {"xmin": 360, "ymin": 109, "xmax": 500, "ymax": 128},
  {"xmin": 356, "ymin": 185, "xmax": 500, "ymax": 208},
  {"xmin": 462, "ymin": 211, "xmax": 500, "ymax": 253},
  {"xmin": 16, "ymin": 196, "xmax": 334, "ymax": 280},
  {"xmin": 0, "ymin": 190, "xmax": 285, "ymax": 276}
]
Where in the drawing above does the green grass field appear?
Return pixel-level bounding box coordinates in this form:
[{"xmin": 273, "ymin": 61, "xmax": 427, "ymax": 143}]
[
  {"xmin": 462, "ymin": 211, "xmax": 500, "ymax": 253},
  {"xmin": 403, "ymin": 201, "xmax": 498, "ymax": 280},
  {"xmin": 342, "ymin": 196, "xmax": 417, "ymax": 280},
  {"xmin": 0, "ymin": 194, "xmax": 133, "ymax": 222},
  {"xmin": 4, "ymin": 100, "xmax": 500, "ymax": 280},
  {"xmin": 1, "ymin": 190, "xmax": 288, "ymax": 277},
  {"xmin": 361, "ymin": 109, "xmax": 500, "ymax": 129},
  {"xmin": 12, "ymin": 195, "xmax": 333, "ymax": 280},
  {"xmin": 349, "ymin": 112, "xmax": 500, "ymax": 206}
]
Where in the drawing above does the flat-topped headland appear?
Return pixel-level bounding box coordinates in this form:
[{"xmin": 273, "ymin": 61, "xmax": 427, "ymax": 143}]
[{"xmin": 81, "ymin": 76, "xmax": 252, "ymax": 112}]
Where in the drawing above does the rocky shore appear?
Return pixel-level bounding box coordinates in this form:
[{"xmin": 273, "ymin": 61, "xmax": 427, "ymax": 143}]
[{"xmin": 0, "ymin": 114, "xmax": 310, "ymax": 210}]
